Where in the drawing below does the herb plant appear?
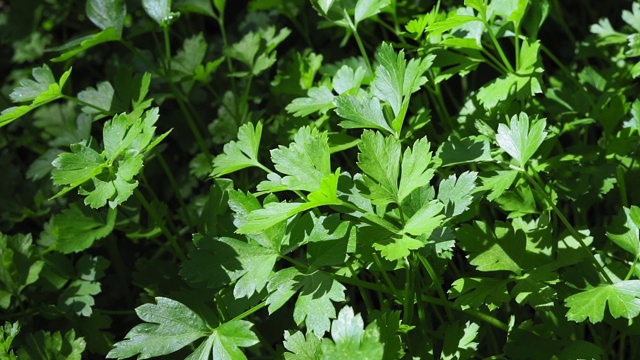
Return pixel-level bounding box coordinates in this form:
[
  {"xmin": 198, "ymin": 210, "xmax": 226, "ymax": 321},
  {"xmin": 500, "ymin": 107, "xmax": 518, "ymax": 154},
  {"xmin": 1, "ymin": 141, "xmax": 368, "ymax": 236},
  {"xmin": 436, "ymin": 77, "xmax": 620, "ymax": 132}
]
[{"xmin": 1, "ymin": 0, "xmax": 640, "ymax": 358}]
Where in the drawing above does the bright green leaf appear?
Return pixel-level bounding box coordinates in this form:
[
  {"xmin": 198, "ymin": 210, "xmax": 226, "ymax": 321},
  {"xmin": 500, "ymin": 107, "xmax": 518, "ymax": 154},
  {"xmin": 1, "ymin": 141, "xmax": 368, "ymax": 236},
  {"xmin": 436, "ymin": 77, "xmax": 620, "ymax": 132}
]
[
  {"xmin": 142, "ymin": 0, "xmax": 175, "ymax": 26},
  {"xmin": 212, "ymin": 122, "xmax": 263, "ymax": 177},
  {"xmin": 354, "ymin": 0, "xmax": 389, "ymax": 25},
  {"xmin": 334, "ymin": 95, "xmax": 395, "ymax": 134},
  {"xmin": 283, "ymin": 330, "xmax": 322, "ymax": 360},
  {"xmin": 437, "ymin": 171, "xmax": 477, "ymax": 217},
  {"xmin": 606, "ymin": 207, "xmax": 640, "ymax": 258},
  {"xmin": 403, "ymin": 200, "xmax": 445, "ymax": 236},
  {"xmin": 86, "ymin": 0, "xmax": 127, "ymax": 36},
  {"xmin": 287, "ymin": 86, "xmax": 336, "ymax": 117},
  {"xmin": 51, "ymin": 28, "xmax": 121, "ymax": 62},
  {"xmin": 496, "ymin": 112, "xmax": 547, "ymax": 167},
  {"xmin": 565, "ymin": 280, "xmax": 640, "ymax": 323},
  {"xmin": 107, "ymin": 297, "xmax": 209, "ymax": 359},
  {"xmin": 397, "ymin": 138, "xmax": 435, "ymax": 203},
  {"xmin": 321, "ymin": 306, "xmax": 384, "ymax": 359},
  {"xmin": 357, "ymin": 131, "xmax": 401, "ymax": 206}
]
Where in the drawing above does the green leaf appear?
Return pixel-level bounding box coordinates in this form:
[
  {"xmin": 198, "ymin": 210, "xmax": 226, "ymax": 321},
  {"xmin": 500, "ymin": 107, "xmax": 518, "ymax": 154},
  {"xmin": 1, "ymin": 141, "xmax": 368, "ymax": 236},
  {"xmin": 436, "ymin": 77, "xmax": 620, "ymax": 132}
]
[
  {"xmin": 374, "ymin": 234, "xmax": 425, "ymax": 261},
  {"xmin": 357, "ymin": 131, "xmax": 401, "ymax": 206},
  {"xmin": 10, "ymin": 64, "xmax": 56, "ymax": 103},
  {"xmin": 478, "ymin": 170, "xmax": 519, "ymax": 202},
  {"xmin": 52, "ymin": 204, "xmax": 116, "ymax": 253},
  {"xmin": 565, "ymin": 280, "xmax": 640, "ymax": 323},
  {"xmin": 371, "ymin": 42, "xmax": 432, "ymax": 131},
  {"xmin": 437, "ymin": 136, "xmax": 492, "ymax": 167},
  {"xmin": 52, "ymin": 108, "xmax": 169, "ymax": 208},
  {"xmin": 283, "ymin": 331, "xmax": 322, "ymax": 360},
  {"xmin": 225, "ymin": 26, "xmax": 290, "ymax": 75},
  {"xmin": 321, "ymin": 306, "xmax": 384, "ymax": 359},
  {"xmin": 142, "ymin": 0, "xmax": 176, "ymax": 26},
  {"xmin": 58, "ymin": 280, "xmax": 101, "ymax": 317},
  {"xmin": 403, "ymin": 200, "xmax": 445, "ymax": 236},
  {"xmin": 209, "ymin": 320, "xmax": 259, "ymax": 360},
  {"xmin": 241, "ymin": 172, "xmax": 342, "ymax": 233},
  {"xmin": 77, "ymin": 81, "xmax": 114, "ymax": 114},
  {"xmin": 172, "ymin": 33, "xmax": 208, "ymax": 79},
  {"xmin": 496, "ymin": 112, "xmax": 547, "ymax": 167},
  {"xmin": 332, "ymin": 65, "xmax": 366, "ymax": 94},
  {"xmin": 50, "ymin": 28, "xmax": 121, "ymax": 62},
  {"xmin": 266, "ymin": 268, "xmax": 345, "ymax": 336},
  {"xmin": 18, "ymin": 330, "xmax": 86, "ymax": 360},
  {"xmin": 212, "ymin": 122, "xmax": 263, "ymax": 177},
  {"xmin": 1, "ymin": 65, "xmax": 72, "ymax": 127},
  {"xmin": 425, "ymin": 15, "xmax": 481, "ymax": 36},
  {"xmin": 354, "ymin": 0, "xmax": 389, "ymax": 25},
  {"xmin": 287, "ymin": 86, "xmax": 336, "ymax": 117},
  {"xmin": 294, "ymin": 271, "xmax": 346, "ymax": 336},
  {"xmin": 441, "ymin": 322, "xmax": 480, "ymax": 360},
  {"xmin": 606, "ymin": 207, "xmax": 640, "ymax": 258},
  {"xmin": 457, "ymin": 221, "xmax": 537, "ymax": 274},
  {"xmin": 0, "ymin": 234, "xmax": 44, "ymax": 308},
  {"xmin": 449, "ymin": 277, "xmax": 511, "ymax": 311},
  {"xmin": 307, "ymin": 215, "xmax": 351, "ymax": 268},
  {"xmin": 334, "ymin": 95, "xmax": 395, "ymax": 134},
  {"xmin": 0, "ymin": 322, "xmax": 19, "ymax": 359},
  {"xmin": 397, "ymin": 138, "xmax": 435, "ymax": 203},
  {"xmin": 51, "ymin": 144, "xmax": 105, "ymax": 187},
  {"xmin": 270, "ymin": 126, "xmax": 331, "ymax": 192},
  {"xmin": 437, "ymin": 171, "xmax": 477, "ymax": 217},
  {"xmin": 86, "ymin": 0, "xmax": 127, "ymax": 36},
  {"xmin": 107, "ymin": 297, "xmax": 209, "ymax": 359}
]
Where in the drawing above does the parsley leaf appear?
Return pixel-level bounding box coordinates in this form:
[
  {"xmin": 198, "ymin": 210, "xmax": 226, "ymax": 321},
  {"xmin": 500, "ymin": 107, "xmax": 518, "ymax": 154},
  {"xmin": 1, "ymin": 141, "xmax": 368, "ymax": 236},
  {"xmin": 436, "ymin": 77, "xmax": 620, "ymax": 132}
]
[
  {"xmin": 52, "ymin": 204, "xmax": 116, "ymax": 253},
  {"xmin": 212, "ymin": 122, "xmax": 263, "ymax": 177},
  {"xmin": 334, "ymin": 95, "xmax": 395, "ymax": 134},
  {"xmin": 107, "ymin": 297, "xmax": 209, "ymax": 359},
  {"xmin": 357, "ymin": 131, "xmax": 401, "ymax": 206},
  {"xmin": 606, "ymin": 206, "xmax": 640, "ymax": 257},
  {"xmin": 1, "ymin": 65, "xmax": 72, "ymax": 128},
  {"xmin": 437, "ymin": 171, "xmax": 477, "ymax": 217},
  {"xmin": 565, "ymin": 280, "xmax": 640, "ymax": 323},
  {"xmin": 266, "ymin": 268, "xmax": 345, "ymax": 336},
  {"xmin": 321, "ymin": 306, "xmax": 384, "ymax": 359},
  {"xmin": 51, "ymin": 108, "xmax": 171, "ymax": 208},
  {"xmin": 496, "ymin": 112, "xmax": 547, "ymax": 167},
  {"xmin": 283, "ymin": 330, "xmax": 322, "ymax": 360},
  {"xmin": 86, "ymin": 0, "xmax": 127, "ymax": 36},
  {"xmin": 286, "ymin": 86, "xmax": 336, "ymax": 117}
]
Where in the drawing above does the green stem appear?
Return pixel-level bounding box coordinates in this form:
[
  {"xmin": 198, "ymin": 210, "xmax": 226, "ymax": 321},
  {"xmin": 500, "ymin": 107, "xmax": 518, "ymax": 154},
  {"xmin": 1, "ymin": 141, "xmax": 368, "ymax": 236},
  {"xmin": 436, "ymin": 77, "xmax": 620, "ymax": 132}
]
[
  {"xmin": 521, "ymin": 168, "xmax": 612, "ymax": 284},
  {"xmin": 344, "ymin": 9, "xmax": 374, "ymax": 75},
  {"xmin": 157, "ymin": 153, "xmax": 194, "ymax": 226},
  {"xmin": 539, "ymin": 44, "xmax": 597, "ymax": 109},
  {"xmin": 135, "ymin": 189, "xmax": 186, "ymax": 261},
  {"xmin": 417, "ymin": 254, "xmax": 454, "ymax": 320},
  {"xmin": 169, "ymin": 82, "xmax": 213, "ymax": 162},
  {"xmin": 419, "ymin": 294, "xmax": 509, "ymax": 332},
  {"xmin": 347, "ymin": 263, "xmax": 375, "ymax": 313},
  {"xmin": 483, "ymin": 20, "xmax": 514, "ymax": 73},
  {"xmin": 403, "ymin": 258, "xmax": 414, "ymax": 324},
  {"xmin": 230, "ymin": 301, "xmax": 267, "ymax": 322},
  {"xmin": 332, "ymin": 273, "xmax": 394, "ymax": 296},
  {"xmin": 372, "ymin": 252, "xmax": 403, "ymax": 302}
]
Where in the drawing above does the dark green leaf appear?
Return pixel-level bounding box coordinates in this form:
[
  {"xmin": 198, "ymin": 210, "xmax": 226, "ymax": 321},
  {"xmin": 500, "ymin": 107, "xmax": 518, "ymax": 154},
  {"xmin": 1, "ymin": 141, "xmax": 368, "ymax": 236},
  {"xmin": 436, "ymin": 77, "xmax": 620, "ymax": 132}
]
[{"xmin": 86, "ymin": 0, "xmax": 127, "ymax": 36}]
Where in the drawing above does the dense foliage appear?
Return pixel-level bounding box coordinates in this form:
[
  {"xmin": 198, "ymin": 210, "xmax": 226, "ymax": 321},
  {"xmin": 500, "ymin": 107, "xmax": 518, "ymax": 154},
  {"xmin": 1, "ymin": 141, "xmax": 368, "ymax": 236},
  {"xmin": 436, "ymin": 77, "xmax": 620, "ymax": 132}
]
[{"xmin": 1, "ymin": 0, "xmax": 640, "ymax": 358}]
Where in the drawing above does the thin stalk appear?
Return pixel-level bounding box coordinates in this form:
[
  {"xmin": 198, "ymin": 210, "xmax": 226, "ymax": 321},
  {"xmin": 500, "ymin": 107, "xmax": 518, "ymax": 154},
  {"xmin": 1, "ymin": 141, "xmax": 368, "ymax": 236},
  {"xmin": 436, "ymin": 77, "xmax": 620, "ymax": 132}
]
[
  {"xmin": 230, "ymin": 301, "xmax": 268, "ymax": 322},
  {"xmin": 419, "ymin": 294, "xmax": 509, "ymax": 332},
  {"xmin": 521, "ymin": 168, "xmax": 612, "ymax": 284},
  {"xmin": 347, "ymin": 263, "xmax": 375, "ymax": 313},
  {"xmin": 480, "ymin": 48, "xmax": 510, "ymax": 75},
  {"xmin": 162, "ymin": 25, "xmax": 173, "ymax": 77},
  {"xmin": 483, "ymin": 20, "xmax": 514, "ymax": 73},
  {"xmin": 417, "ymin": 254, "xmax": 454, "ymax": 320},
  {"xmin": 514, "ymin": 26, "xmax": 520, "ymax": 71},
  {"xmin": 372, "ymin": 252, "xmax": 403, "ymax": 302},
  {"xmin": 344, "ymin": 9, "xmax": 373, "ymax": 75},
  {"xmin": 169, "ymin": 82, "xmax": 213, "ymax": 162},
  {"xmin": 403, "ymin": 258, "xmax": 415, "ymax": 324},
  {"xmin": 135, "ymin": 189, "xmax": 186, "ymax": 261},
  {"xmin": 157, "ymin": 153, "xmax": 194, "ymax": 226}
]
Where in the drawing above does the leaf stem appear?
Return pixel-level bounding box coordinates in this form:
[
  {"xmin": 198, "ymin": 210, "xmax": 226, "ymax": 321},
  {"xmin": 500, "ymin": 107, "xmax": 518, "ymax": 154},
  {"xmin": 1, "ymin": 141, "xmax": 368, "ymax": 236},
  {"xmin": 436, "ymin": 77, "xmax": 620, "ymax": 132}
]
[
  {"xmin": 344, "ymin": 9, "xmax": 374, "ymax": 75},
  {"xmin": 417, "ymin": 253, "xmax": 454, "ymax": 320},
  {"xmin": 483, "ymin": 20, "xmax": 514, "ymax": 73},
  {"xmin": 134, "ymin": 189, "xmax": 186, "ymax": 261},
  {"xmin": 230, "ymin": 301, "xmax": 267, "ymax": 322}
]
